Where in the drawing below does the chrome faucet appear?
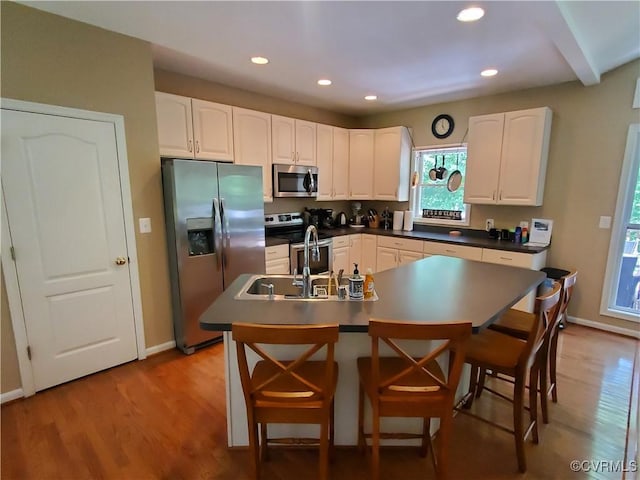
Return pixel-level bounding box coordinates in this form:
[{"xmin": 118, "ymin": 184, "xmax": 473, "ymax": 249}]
[{"xmin": 299, "ymin": 224, "xmax": 320, "ymax": 297}]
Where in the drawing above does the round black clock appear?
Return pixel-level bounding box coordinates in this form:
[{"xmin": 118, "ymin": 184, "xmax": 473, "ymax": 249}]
[{"xmin": 431, "ymin": 114, "xmax": 455, "ymax": 139}]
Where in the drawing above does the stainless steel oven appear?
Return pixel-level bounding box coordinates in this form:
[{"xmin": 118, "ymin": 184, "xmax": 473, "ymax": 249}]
[
  {"xmin": 273, "ymin": 164, "xmax": 318, "ymax": 198},
  {"xmin": 290, "ymin": 238, "xmax": 333, "ymax": 275}
]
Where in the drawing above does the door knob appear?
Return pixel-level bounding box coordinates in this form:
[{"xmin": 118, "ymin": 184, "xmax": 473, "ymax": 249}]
[{"xmin": 115, "ymin": 256, "xmax": 127, "ymax": 266}]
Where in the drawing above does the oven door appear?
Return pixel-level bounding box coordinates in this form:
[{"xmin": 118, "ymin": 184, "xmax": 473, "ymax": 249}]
[
  {"xmin": 290, "ymin": 238, "xmax": 333, "ymax": 275},
  {"xmin": 273, "ymin": 164, "xmax": 318, "ymax": 198}
]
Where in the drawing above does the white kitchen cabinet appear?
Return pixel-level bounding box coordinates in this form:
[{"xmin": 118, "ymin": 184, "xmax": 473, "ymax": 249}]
[
  {"xmin": 155, "ymin": 92, "xmax": 234, "ymax": 162},
  {"xmin": 349, "ymin": 129, "xmax": 374, "ymax": 199},
  {"xmin": 464, "ymin": 107, "xmax": 552, "ymax": 206},
  {"xmin": 373, "ymin": 126, "xmax": 412, "ymax": 201},
  {"xmin": 481, "ymin": 248, "xmax": 548, "ymax": 312},
  {"xmin": 317, "ymin": 125, "xmax": 349, "ymax": 201},
  {"xmin": 423, "ymin": 241, "xmax": 483, "ymax": 261},
  {"xmin": 265, "ymin": 244, "xmax": 290, "ymax": 274},
  {"xmin": 349, "ymin": 234, "xmax": 362, "ymax": 271},
  {"xmin": 333, "ymin": 235, "xmax": 350, "ymax": 274},
  {"xmin": 376, "ymin": 236, "xmax": 424, "ymax": 272},
  {"xmin": 362, "ymin": 234, "xmax": 377, "ymax": 273},
  {"xmin": 272, "ymin": 115, "xmax": 316, "ymax": 166},
  {"xmin": 232, "ymin": 107, "xmax": 273, "ymax": 202}
]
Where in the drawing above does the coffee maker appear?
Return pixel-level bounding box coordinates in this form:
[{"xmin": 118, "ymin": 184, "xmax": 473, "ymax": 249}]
[{"xmin": 304, "ymin": 208, "xmax": 334, "ymax": 229}]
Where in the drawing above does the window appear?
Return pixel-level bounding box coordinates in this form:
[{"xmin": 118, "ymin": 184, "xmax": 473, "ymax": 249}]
[
  {"xmin": 410, "ymin": 145, "xmax": 470, "ymax": 226},
  {"xmin": 601, "ymin": 124, "xmax": 640, "ymax": 322}
]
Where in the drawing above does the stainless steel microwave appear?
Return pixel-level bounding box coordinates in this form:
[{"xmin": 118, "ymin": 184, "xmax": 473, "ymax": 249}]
[{"xmin": 273, "ymin": 164, "xmax": 318, "ymax": 198}]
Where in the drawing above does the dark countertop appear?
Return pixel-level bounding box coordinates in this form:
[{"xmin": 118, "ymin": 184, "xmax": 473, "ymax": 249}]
[
  {"xmin": 265, "ymin": 226, "xmax": 548, "ymax": 254},
  {"xmin": 200, "ymin": 255, "xmax": 546, "ymax": 333},
  {"xmin": 265, "ymin": 237, "xmax": 290, "ymax": 247}
]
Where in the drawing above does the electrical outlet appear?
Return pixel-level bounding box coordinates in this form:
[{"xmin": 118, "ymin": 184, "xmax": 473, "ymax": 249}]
[{"xmin": 485, "ymin": 218, "xmax": 494, "ymax": 231}]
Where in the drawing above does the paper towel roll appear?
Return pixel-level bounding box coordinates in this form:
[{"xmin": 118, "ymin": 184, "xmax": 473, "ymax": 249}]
[
  {"xmin": 393, "ymin": 211, "xmax": 404, "ymax": 230},
  {"xmin": 403, "ymin": 210, "xmax": 413, "ymax": 231}
]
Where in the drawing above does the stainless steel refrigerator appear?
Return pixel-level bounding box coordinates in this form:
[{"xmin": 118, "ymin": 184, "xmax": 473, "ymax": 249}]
[{"xmin": 162, "ymin": 159, "xmax": 266, "ymax": 353}]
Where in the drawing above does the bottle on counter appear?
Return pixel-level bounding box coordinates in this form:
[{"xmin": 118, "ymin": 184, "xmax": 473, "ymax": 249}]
[
  {"xmin": 514, "ymin": 226, "xmax": 522, "ymax": 243},
  {"xmin": 349, "ymin": 263, "xmax": 364, "ymax": 299},
  {"xmin": 521, "ymin": 227, "xmax": 528, "ymax": 244},
  {"xmin": 364, "ymin": 268, "xmax": 375, "ymax": 299}
]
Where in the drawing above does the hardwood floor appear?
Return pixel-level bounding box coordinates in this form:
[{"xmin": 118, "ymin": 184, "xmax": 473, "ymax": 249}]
[{"xmin": 2, "ymin": 325, "xmax": 638, "ymax": 480}]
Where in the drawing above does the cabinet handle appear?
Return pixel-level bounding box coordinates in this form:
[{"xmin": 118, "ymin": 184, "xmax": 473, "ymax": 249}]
[
  {"xmin": 499, "ymin": 256, "xmax": 512, "ymax": 261},
  {"xmin": 292, "ymin": 152, "xmax": 295, "ymax": 162},
  {"xmin": 188, "ymin": 139, "xmax": 193, "ymax": 152},
  {"xmin": 195, "ymin": 140, "xmax": 200, "ymax": 153},
  {"xmin": 492, "ymin": 191, "xmax": 495, "ymax": 201},
  {"xmin": 445, "ymin": 249, "xmax": 456, "ymax": 253},
  {"xmin": 499, "ymin": 191, "xmax": 502, "ymax": 201}
]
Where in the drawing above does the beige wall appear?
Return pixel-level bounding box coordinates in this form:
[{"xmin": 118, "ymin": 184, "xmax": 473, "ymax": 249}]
[
  {"xmin": 358, "ymin": 60, "xmax": 640, "ymax": 333},
  {"xmin": 0, "ymin": 2, "xmax": 174, "ymax": 393}
]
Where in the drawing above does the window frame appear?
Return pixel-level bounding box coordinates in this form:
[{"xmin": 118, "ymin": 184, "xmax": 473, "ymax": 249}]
[
  {"xmin": 600, "ymin": 124, "xmax": 640, "ymax": 322},
  {"xmin": 410, "ymin": 143, "xmax": 471, "ymax": 227}
]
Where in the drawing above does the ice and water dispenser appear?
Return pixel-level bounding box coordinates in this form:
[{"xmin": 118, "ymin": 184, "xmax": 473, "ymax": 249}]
[{"xmin": 186, "ymin": 217, "xmax": 214, "ymax": 256}]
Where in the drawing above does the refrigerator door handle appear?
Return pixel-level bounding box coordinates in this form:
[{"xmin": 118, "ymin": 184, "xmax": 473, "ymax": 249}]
[
  {"xmin": 220, "ymin": 198, "xmax": 231, "ymax": 249},
  {"xmin": 212, "ymin": 198, "xmax": 223, "ymax": 269}
]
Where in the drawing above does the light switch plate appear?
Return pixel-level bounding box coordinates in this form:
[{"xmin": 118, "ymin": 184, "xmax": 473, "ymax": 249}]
[
  {"xmin": 139, "ymin": 217, "xmax": 152, "ymax": 234},
  {"xmin": 599, "ymin": 216, "xmax": 612, "ymax": 229}
]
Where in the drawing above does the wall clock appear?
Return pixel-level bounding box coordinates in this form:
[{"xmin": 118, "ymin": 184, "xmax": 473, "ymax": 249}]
[{"xmin": 431, "ymin": 114, "xmax": 455, "ymax": 139}]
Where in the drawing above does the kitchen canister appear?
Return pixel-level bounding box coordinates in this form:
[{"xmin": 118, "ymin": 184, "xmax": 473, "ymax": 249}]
[
  {"xmin": 403, "ymin": 210, "xmax": 413, "ymax": 231},
  {"xmin": 392, "ymin": 210, "xmax": 404, "ymax": 230},
  {"xmin": 348, "ymin": 276, "xmax": 364, "ymax": 299}
]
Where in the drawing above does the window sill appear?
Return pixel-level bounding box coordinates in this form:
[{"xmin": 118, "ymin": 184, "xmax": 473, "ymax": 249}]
[
  {"xmin": 599, "ymin": 306, "xmax": 640, "ymax": 323},
  {"xmin": 413, "ymin": 217, "xmax": 470, "ymax": 228}
]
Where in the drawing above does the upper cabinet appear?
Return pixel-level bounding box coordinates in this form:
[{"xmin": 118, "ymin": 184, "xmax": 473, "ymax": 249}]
[
  {"xmin": 155, "ymin": 92, "xmax": 234, "ymax": 162},
  {"xmin": 464, "ymin": 107, "xmax": 552, "ymax": 206},
  {"xmin": 317, "ymin": 125, "xmax": 349, "ymax": 201},
  {"xmin": 272, "ymin": 115, "xmax": 316, "ymax": 166},
  {"xmin": 232, "ymin": 107, "xmax": 273, "ymax": 202},
  {"xmin": 349, "ymin": 129, "xmax": 375, "ymax": 199},
  {"xmin": 373, "ymin": 126, "xmax": 411, "ymax": 201}
]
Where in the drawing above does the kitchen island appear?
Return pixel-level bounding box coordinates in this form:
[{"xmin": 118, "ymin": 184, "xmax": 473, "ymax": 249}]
[{"xmin": 200, "ymin": 255, "xmax": 545, "ymax": 446}]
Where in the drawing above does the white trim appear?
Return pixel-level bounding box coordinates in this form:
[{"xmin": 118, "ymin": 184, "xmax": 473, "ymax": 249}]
[
  {"xmin": 0, "ymin": 98, "xmax": 147, "ymax": 396},
  {"xmin": 600, "ymin": 124, "xmax": 640, "ymax": 322},
  {"xmin": 145, "ymin": 340, "xmax": 176, "ymax": 356},
  {"xmin": 568, "ymin": 315, "xmax": 640, "ymax": 339},
  {"xmin": 1, "ymin": 388, "xmax": 24, "ymax": 404}
]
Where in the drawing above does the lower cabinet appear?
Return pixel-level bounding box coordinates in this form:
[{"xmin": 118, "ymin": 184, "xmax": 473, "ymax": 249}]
[
  {"xmin": 423, "ymin": 241, "xmax": 483, "ymax": 260},
  {"xmin": 332, "ymin": 236, "xmax": 351, "ymax": 274},
  {"xmin": 361, "ymin": 234, "xmax": 377, "ymax": 273},
  {"xmin": 265, "ymin": 244, "xmax": 290, "ymax": 274},
  {"xmin": 481, "ymin": 248, "xmax": 548, "ymax": 312},
  {"xmin": 376, "ymin": 236, "xmax": 424, "ymax": 272}
]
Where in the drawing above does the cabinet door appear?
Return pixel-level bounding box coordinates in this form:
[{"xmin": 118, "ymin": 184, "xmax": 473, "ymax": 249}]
[
  {"xmin": 349, "ymin": 234, "xmax": 362, "ymax": 271},
  {"xmin": 398, "ymin": 250, "xmax": 423, "ymax": 266},
  {"xmin": 192, "ymin": 99, "xmax": 234, "ymax": 162},
  {"xmin": 332, "ymin": 127, "xmax": 350, "ymax": 200},
  {"xmin": 232, "ymin": 107, "xmax": 273, "ymax": 202},
  {"xmin": 333, "ymin": 246, "xmax": 350, "ymax": 274},
  {"xmin": 463, "ymin": 113, "xmax": 504, "ymax": 204},
  {"xmin": 498, "ymin": 107, "xmax": 552, "ymax": 206},
  {"xmin": 373, "ymin": 127, "xmax": 411, "ymax": 201},
  {"xmin": 349, "ymin": 129, "xmax": 374, "ymax": 199},
  {"xmin": 316, "ymin": 124, "xmax": 333, "ymax": 200},
  {"xmin": 361, "ymin": 234, "xmax": 377, "ymax": 273},
  {"xmin": 295, "ymin": 120, "xmax": 317, "ymax": 166},
  {"xmin": 272, "ymin": 115, "xmax": 296, "ymax": 164},
  {"xmin": 376, "ymin": 247, "xmax": 398, "ymax": 272},
  {"xmin": 266, "ymin": 257, "xmax": 290, "ymax": 274},
  {"xmin": 155, "ymin": 92, "xmax": 193, "ymax": 158}
]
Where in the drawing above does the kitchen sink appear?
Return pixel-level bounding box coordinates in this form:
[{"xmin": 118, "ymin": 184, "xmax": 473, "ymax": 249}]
[{"xmin": 234, "ymin": 274, "xmax": 376, "ymax": 301}]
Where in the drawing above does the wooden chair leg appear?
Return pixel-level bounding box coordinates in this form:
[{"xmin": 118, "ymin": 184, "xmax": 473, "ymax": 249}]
[
  {"xmin": 329, "ymin": 401, "xmax": 336, "ymax": 462},
  {"xmin": 260, "ymin": 423, "xmax": 268, "ymax": 462},
  {"xmin": 528, "ymin": 365, "xmax": 539, "ymax": 445},
  {"xmin": 420, "ymin": 418, "xmax": 431, "ymax": 457},
  {"xmin": 475, "ymin": 367, "xmax": 487, "ymax": 399},
  {"xmin": 513, "ymin": 375, "xmax": 527, "ymax": 473},
  {"xmin": 371, "ymin": 406, "xmax": 381, "ymax": 480},
  {"xmin": 549, "ymin": 328, "xmax": 560, "ymax": 403},
  {"xmin": 357, "ymin": 384, "xmax": 366, "ymax": 454},
  {"xmin": 247, "ymin": 412, "xmax": 260, "ymax": 480},
  {"xmin": 436, "ymin": 414, "xmax": 453, "ymax": 480},
  {"xmin": 319, "ymin": 418, "xmax": 329, "ymax": 480},
  {"xmin": 538, "ymin": 348, "xmax": 550, "ymax": 424},
  {"xmin": 464, "ymin": 364, "xmax": 479, "ymax": 409}
]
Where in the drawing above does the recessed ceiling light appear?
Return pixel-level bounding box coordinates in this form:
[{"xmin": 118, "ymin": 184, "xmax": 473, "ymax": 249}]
[
  {"xmin": 317, "ymin": 79, "xmax": 332, "ymax": 86},
  {"xmin": 481, "ymin": 69, "xmax": 498, "ymax": 77},
  {"xmin": 251, "ymin": 56, "xmax": 269, "ymax": 65},
  {"xmin": 364, "ymin": 95, "xmax": 378, "ymax": 101},
  {"xmin": 457, "ymin": 7, "xmax": 485, "ymax": 22}
]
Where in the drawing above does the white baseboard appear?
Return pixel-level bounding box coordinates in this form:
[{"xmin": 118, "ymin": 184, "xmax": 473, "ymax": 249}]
[
  {"xmin": 1, "ymin": 388, "xmax": 24, "ymax": 404},
  {"xmin": 145, "ymin": 340, "xmax": 176, "ymax": 356},
  {"xmin": 568, "ymin": 316, "xmax": 640, "ymax": 339}
]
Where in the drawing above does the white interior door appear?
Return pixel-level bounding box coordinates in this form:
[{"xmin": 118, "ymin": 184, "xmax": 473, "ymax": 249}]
[{"xmin": 1, "ymin": 109, "xmax": 139, "ymax": 392}]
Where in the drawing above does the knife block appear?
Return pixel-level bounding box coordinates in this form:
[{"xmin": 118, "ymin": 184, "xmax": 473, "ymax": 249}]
[{"xmin": 368, "ymin": 215, "xmax": 380, "ymax": 228}]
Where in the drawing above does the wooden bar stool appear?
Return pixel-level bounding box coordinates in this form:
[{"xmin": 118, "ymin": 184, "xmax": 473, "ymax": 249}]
[
  {"xmin": 457, "ymin": 282, "xmax": 561, "ymax": 473},
  {"xmin": 488, "ymin": 270, "xmax": 577, "ymax": 421},
  {"xmin": 357, "ymin": 319, "xmax": 472, "ymax": 480},
  {"xmin": 232, "ymin": 323, "xmax": 339, "ymax": 480}
]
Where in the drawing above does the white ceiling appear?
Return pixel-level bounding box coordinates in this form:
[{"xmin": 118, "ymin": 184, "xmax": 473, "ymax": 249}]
[{"xmin": 21, "ymin": 1, "xmax": 640, "ymax": 116}]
